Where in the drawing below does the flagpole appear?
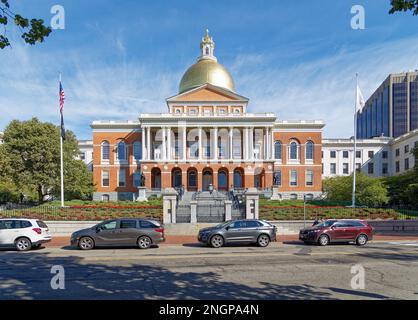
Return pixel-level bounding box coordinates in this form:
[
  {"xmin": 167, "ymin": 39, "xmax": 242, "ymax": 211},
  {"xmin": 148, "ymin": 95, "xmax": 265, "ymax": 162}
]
[
  {"xmin": 59, "ymin": 73, "xmax": 65, "ymax": 208},
  {"xmin": 352, "ymin": 73, "xmax": 358, "ymax": 208}
]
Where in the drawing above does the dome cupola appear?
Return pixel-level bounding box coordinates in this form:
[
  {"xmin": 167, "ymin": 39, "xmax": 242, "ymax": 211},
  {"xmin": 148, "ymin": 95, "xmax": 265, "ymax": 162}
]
[{"xmin": 179, "ymin": 30, "xmax": 235, "ymax": 93}]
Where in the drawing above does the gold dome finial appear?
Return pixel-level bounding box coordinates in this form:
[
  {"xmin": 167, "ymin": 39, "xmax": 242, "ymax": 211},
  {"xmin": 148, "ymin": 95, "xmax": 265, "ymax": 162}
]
[
  {"xmin": 202, "ymin": 29, "xmax": 212, "ymax": 44},
  {"xmin": 178, "ymin": 30, "xmax": 235, "ymax": 93},
  {"xmin": 199, "ymin": 29, "xmax": 215, "ymax": 61}
]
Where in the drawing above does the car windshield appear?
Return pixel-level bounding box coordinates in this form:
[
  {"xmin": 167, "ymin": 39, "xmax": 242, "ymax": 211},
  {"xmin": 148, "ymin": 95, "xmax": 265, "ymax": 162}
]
[
  {"xmin": 215, "ymin": 221, "xmax": 231, "ymax": 229},
  {"xmin": 316, "ymin": 220, "xmax": 336, "ymax": 228}
]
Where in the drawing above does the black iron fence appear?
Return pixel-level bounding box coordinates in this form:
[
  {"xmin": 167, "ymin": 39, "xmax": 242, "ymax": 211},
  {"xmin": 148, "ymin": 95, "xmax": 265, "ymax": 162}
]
[
  {"xmin": 259, "ymin": 205, "xmax": 418, "ymax": 221},
  {"xmin": 1, "ymin": 203, "xmax": 417, "ymax": 222}
]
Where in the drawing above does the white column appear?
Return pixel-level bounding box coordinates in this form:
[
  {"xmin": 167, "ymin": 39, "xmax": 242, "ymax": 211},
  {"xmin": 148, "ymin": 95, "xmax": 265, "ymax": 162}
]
[
  {"xmin": 198, "ymin": 127, "xmax": 202, "ymax": 161},
  {"xmin": 270, "ymin": 128, "xmax": 275, "ymax": 160},
  {"xmin": 182, "ymin": 126, "xmax": 187, "ymax": 161},
  {"xmin": 243, "ymin": 127, "xmax": 248, "ymax": 160},
  {"xmin": 167, "ymin": 127, "xmax": 172, "ymax": 160},
  {"xmin": 142, "ymin": 127, "xmax": 146, "ymax": 160},
  {"xmin": 147, "ymin": 127, "xmax": 151, "ymax": 160},
  {"xmin": 162, "ymin": 127, "xmax": 166, "ymax": 161},
  {"xmin": 250, "ymin": 127, "xmax": 254, "ymax": 160},
  {"xmin": 213, "ymin": 127, "xmax": 218, "ymax": 160},
  {"xmin": 229, "ymin": 126, "xmax": 233, "ymax": 160}
]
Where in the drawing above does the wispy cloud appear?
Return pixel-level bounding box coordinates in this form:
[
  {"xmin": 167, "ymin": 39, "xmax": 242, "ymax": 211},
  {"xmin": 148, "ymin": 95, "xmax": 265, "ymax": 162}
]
[
  {"xmin": 231, "ymin": 36, "xmax": 418, "ymax": 137},
  {"xmin": 1, "ymin": 33, "xmax": 418, "ymax": 140}
]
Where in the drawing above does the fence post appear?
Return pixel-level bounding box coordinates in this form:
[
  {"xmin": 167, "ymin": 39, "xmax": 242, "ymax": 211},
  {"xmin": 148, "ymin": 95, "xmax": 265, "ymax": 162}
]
[
  {"xmin": 225, "ymin": 200, "xmax": 232, "ymax": 221},
  {"xmin": 190, "ymin": 201, "xmax": 197, "ymax": 223},
  {"xmin": 245, "ymin": 188, "xmax": 260, "ymax": 219},
  {"xmin": 162, "ymin": 188, "xmax": 178, "ymax": 224}
]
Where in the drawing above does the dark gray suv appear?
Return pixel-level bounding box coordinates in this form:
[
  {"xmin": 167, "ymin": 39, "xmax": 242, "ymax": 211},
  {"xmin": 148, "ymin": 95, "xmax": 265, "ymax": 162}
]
[
  {"xmin": 70, "ymin": 218, "xmax": 164, "ymax": 250},
  {"xmin": 198, "ymin": 220, "xmax": 277, "ymax": 248}
]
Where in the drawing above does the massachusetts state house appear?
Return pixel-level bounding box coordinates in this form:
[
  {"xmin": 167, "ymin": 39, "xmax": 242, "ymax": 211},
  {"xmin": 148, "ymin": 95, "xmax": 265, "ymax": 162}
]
[{"xmin": 91, "ymin": 31, "xmax": 324, "ymax": 201}]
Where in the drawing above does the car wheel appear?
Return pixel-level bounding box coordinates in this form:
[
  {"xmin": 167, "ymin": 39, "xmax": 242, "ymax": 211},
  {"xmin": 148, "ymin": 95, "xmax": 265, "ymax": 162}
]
[
  {"xmin": 318, "ymin": 234, "xmax": 330, "ymax": 246},
  {"xmin": 210, "ymin": 235, "xmax": 224, "ymax": 248},
  {"xmin": 15, "ymin": 237, "xmax": 32, "ymax": 251},
  {"xmin": 137, "ymin": 236, "xmax": 152, "ymax": 249},
  {"xmin": 257, "ymin": 234, "xmax": 270, "ymax": 247},
  {"xmin": 78, "ymin": 236, "xmax": 95, "ymax": 250},
  {"xmin": 356, "ymin": 234, "xmax": 368, "ymax": 246}
]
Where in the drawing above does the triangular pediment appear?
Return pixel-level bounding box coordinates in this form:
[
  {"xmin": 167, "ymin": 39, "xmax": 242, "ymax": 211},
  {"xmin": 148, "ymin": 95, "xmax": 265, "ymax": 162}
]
[{"xmin": 166, "ymin": 84, "xmax": 249, "ymax": 103}]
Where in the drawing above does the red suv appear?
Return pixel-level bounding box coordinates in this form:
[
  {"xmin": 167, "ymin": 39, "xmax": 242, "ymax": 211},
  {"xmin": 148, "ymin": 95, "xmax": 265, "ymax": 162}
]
[{"xmin": 299, "ymin": 219, "xmax": 374, "ymax": 246}]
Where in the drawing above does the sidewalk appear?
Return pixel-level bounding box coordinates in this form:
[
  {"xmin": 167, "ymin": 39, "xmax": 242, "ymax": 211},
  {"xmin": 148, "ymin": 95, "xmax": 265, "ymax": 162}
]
[{"xmin": 45, "ymin": 234, "xmax": 418, "ymax": 248}]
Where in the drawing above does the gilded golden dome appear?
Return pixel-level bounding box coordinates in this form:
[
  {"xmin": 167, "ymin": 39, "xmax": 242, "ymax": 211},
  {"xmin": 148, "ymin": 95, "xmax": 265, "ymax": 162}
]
[{"xmin": 179, "ymin": 30, "xmax": 235, "ymax": 93}]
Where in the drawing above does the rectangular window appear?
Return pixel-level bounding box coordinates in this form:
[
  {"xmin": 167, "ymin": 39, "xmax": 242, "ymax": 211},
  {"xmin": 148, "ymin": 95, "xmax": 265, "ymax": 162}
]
[
  {"xmin": 79, "ymin": 152, "xmax": 85, "ymax": 160},
  {"xmin": 396, "ymin": 148, "xmax": 400, "ymax": 157},
  {"xmin": 118, "ymin": 169, "xmax": 126, "ymax": 187},
  {"xmin": 405, "ymin": 158, "xmax": 409, "ymax": 170},
  {"xmin": 290, "ymin": 170, "xmax": 297, "ymax": 186},
  {"xmin": 273, "ymin": 170, "xmax": 281, "ymax": 186},
  {"xmin": 343, "ymin": 163, "xmax": 349, "ymax": 174},
  {"xmin": 306, "ymin": 170, "xmax": 313, "ymax": 186},
  {"xmin": 368, "ymin": 151, "xmax": 374, "ymax": 159},
  {"xmin": 405, "ymin": 145, "xmax": 409, "ymax": 154},
  {"xmin": 356, "ymin": 151, "xmax": 361, "ymax": 158},
  {"xmin": 133, "ymin": 171, "xmax": 141, "ymax": 187},
  {"xmin": 368, "ymin": 162, "xmax": 374, "ymax": 174},
  {"xmin": 382, "ymin": 163, "xmax": 388, "ymax": 175},
  {"xmin": 343, "ymin": 151, "xmax": 349, "ymax": 158},
  {"xmin": 133, "ymin": 142, "xmax": 142, "ymax": 160},
  {"xmin": 102, "ymin": 170, "xmax": 109, "ymax": 187},
  {"xmin": 396, "ymin": 161, "xmax": 400, "ymax": 173},
  {"xmin": 330, "ymin": 163, "xmax": 336, "ymax": 174},
  {"xmin": 356, "ymin": 163, "xmax": 361, "ymax": 171},
  {"xmin": 382, "ymin": 151, "xmax": 388, "ymax": 159},
  {"xmin": 330, "ymin": 151, "xmax": 336, "ymax": 158}
]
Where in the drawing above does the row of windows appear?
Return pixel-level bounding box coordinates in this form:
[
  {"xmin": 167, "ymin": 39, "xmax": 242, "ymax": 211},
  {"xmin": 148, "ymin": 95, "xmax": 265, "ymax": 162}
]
[
  {"xmin": 102, "ymin": 169, "xmax": 142, "ymax": 188},
  {"xmin": 326, "ymin": 162, "xmax": 390, "ymax": 175},
  {"xmin": 274, "ymin": 141, "xmax": 315, "ymax": 161},
  {"xmin": 101, "ymin": 141, "xmax": 142, "ymax": 161},
  {"xmin": 273, "ymin": 169, "xmax": 314, "ymax": 187},
  {"xmin": 327, "ymin": 150, "xmax": 376, "ymax": 159}
]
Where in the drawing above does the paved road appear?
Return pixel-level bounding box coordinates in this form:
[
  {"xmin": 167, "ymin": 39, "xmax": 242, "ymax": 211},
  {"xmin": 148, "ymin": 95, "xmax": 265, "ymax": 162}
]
[{"xmin": 1, "ymin": 241, "xmax": 417, "ymax": 300}]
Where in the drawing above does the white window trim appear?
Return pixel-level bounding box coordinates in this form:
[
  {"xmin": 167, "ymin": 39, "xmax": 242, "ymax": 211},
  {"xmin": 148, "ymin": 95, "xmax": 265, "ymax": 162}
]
[
  {"xmin": 305, "ymin": 170, "xmax": 314, "ymax": 187},
  {"xmin": 101, "ymin": 170, "xmax": 110, "ymax": 188},
  {"xmin": 101, "ymin": 141, "xmax": 110, "ymax": 164},
  {"xmin": 289, "ymin": 170, "xmax": 298, "ymax": 187},
  {"xmin": 118, "ymin": 169, "xmax": 126, "ymax": 187},
  {"xmin": 288, "ymin": 142, "xmax": 300, "ymax": 164}
]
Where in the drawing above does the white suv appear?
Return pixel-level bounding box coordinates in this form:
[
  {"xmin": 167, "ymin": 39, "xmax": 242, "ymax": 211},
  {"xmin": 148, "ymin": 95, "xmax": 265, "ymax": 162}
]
[{"xmin": 0, "ymin": 218, "xmax": 52, "ymax": 251}]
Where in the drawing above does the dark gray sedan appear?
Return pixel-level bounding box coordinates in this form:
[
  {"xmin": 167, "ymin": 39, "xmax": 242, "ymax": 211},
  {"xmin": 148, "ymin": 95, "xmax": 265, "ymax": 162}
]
[
  {"xmin": 198, "ymin": 219, "xmax": 277, "ymax": 248},
  {"xmin": 70, "ymin": 218, "xmax": 165, "ymax": 250}
]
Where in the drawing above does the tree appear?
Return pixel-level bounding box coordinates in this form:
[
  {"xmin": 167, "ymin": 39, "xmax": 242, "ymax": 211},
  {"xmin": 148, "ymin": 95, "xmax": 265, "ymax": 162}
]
[
  {"xmin": 389, "ymin": 0, "xmax": 418, "ymax": 15},
  {"xmin": 323, "ymin": 172, "xmax": 389, "ymax": 207},
  {"xmin": 0, "ymin": 118, "xmax": 95, "ymax": 203},
  {"xmin": 0, "ymin": 0, "xmax": 51, "ymax": 49},
  {"xmin": 384, "ymin": 146, "xmax": 418, "ymax": 207}
]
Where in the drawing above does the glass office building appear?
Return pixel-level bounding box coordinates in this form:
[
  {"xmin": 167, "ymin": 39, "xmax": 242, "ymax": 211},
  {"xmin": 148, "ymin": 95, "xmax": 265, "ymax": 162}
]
[{"xmin": 357, "ymin": 71, "xmax": 418, "ymax": 139}]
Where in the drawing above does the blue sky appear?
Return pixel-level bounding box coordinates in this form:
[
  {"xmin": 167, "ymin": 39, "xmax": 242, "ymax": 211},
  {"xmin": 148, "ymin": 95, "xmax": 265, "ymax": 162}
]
[{"xmin": 1, "ymin": 0, "xmax": 418, "ymax": 139}]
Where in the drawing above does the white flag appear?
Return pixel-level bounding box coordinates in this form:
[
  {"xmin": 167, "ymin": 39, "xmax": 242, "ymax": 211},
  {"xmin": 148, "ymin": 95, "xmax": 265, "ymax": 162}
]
[{"xmin": 356, "ymin": 84, "xmax": 365, "ymax": 111}]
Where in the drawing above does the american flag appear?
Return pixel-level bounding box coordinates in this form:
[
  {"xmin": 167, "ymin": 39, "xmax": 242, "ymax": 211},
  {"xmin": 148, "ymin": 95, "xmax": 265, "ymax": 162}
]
[
  {"xmin": 59, "ymin": 81, "xmax": 65, "ymax": 140},
  {"xmin": 59, "ymin": 82, "xmax": 65, "ymax": 112}
]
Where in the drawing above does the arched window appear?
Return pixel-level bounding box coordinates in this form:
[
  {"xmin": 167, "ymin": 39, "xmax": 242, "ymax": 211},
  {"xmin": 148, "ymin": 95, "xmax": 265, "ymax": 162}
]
[
  {"xmin": 233, "ymin": 169, "xmax": 243, "ymax": 188},
  {"xmin": 133, "ymin": 141, "xmax": 142, "ymax": 160},
  {"xmin": 306, "ymin": 141, "xmax": 314, "ymax": 161},
  {"xmin": 289, "ymin": 141, "xmax": 299, "ymax": 160},
  {"xmin": 274, "ymin": 141, "xmax": 282, "ymax": 160},
  {"xmin": 117, "ymin": 141, "xmax": 126, "ymax": 160},
  {"xmin": 101, "ymin": 141, "xmax": 110, "ymax": 160}
]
